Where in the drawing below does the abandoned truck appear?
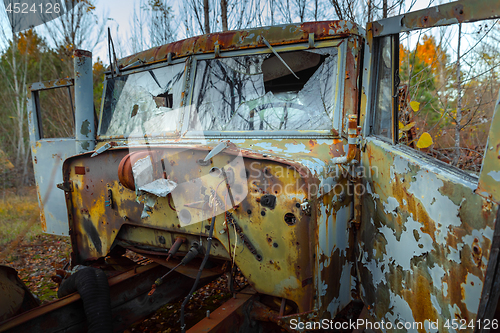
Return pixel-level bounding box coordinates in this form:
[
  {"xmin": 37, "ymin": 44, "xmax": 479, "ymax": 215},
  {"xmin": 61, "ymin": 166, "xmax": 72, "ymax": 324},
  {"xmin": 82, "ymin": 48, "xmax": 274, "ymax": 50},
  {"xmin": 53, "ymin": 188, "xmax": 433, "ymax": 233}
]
[{"xmin": 2, "ymin": 0, "xmax": 500, "ymax": 332}]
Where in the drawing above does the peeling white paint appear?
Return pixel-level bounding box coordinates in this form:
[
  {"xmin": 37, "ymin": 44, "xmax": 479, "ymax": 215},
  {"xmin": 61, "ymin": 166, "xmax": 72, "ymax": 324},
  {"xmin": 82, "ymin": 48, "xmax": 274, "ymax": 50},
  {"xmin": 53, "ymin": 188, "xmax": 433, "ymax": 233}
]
[
  {"xmin": 383, "ymin": 196, "xmax": 399, "ymax": 217},
  {"xmin": 386, "ymin": 292, "xmax": 416, "ymax": 332},
  {"xmin": 463, "ymin": 226, "xmax": 494, "ymax": 246},
  {"xmin": 443, "ymin": 282, "xmax": 448, "ymax": 297},
  {"xmin": 488, "ymin": 170, "xmax": 500, "ymax": 182},
  {"xmin": 427, "ymin": 264, "xmax": 445, "ymax": 290},
  {"xmin": 364, "ymin": 256, "xmax": 389, "ymax": 287},
  {"xmin": 253, "ymin": 141, "xmax": 284, "ymax": 152},
  {"xmin": 448, "ymin": 245, "xmax": 462, "ymax": 263},
  {"xmin": 379, "ymin": 215, "xmax": 433, "ymax": 271},
  {"xmin": 430, "ymin": 294, "xmax": 442, "ymax": 315},
  {"xmin": 447, "ymin": 303, "xmax": 462, "ymax": 321},
  {"xmin": 408, "ymin": 171, "xmax": 462, "ymax": 244},
  {"xmin": 319, "ymin": 279, "xmax": 328, "ymax": 296},
  {"xmin": 461, "ymin": 273, "xmax": 482, "ymax": 314},
  {"xmin": 390, "ymin": 156, "xmax": 410, "ymax": 181},
  {"xmin": 284, "ymin": 142, "xmax": 307, "ymax": 153}
]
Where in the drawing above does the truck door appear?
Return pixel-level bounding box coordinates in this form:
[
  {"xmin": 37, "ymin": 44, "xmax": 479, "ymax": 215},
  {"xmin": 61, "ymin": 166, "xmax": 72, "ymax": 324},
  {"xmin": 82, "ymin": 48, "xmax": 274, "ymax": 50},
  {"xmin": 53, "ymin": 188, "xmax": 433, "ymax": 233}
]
[
  {"xmin": 357, "ymin": 2, "xmax": 500, "ymax": 330},
  {"xmin": 28, "ymin": 79, "xmax": 78, "ymax": 236}
]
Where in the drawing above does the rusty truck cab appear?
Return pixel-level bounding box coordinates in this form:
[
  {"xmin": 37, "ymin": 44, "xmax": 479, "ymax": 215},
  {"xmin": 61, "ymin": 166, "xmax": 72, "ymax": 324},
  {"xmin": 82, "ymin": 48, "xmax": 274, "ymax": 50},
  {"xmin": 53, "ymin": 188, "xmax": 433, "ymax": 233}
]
[{"xmin": 59, "ymin": 21, "xmax": 363, "ymax": 324}]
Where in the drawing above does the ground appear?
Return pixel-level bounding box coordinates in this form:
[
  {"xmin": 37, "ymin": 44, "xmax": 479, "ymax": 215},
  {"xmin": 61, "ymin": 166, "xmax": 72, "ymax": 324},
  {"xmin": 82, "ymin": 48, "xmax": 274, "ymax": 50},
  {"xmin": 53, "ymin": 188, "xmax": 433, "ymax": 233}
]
[{"xmin": 0, "ymin": 187, "xmax": 236, "ymax": 332}]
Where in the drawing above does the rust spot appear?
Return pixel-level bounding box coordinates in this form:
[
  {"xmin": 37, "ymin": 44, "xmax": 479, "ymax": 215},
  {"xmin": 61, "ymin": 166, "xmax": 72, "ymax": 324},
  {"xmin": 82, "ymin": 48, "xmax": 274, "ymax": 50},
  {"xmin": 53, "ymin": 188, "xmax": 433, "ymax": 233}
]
[
  {"xmin": 453, "ymin": 4, "xmax": 465, "ymax": 21},
  {"xmin": 75, "ymin": 166, "xmax": 86, "ymax": 175}
]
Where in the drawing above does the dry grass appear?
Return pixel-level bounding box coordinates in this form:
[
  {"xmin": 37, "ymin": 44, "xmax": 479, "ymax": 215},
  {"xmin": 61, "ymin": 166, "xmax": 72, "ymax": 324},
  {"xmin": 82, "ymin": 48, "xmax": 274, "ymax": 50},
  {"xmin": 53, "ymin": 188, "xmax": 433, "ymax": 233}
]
[
  {"xmin": 0, "ymin": 186, "xmax": 71, "ymax": 304},
  {"xmin": 0, "ymin": 187, "xmax": 42, "ymax": 248}
]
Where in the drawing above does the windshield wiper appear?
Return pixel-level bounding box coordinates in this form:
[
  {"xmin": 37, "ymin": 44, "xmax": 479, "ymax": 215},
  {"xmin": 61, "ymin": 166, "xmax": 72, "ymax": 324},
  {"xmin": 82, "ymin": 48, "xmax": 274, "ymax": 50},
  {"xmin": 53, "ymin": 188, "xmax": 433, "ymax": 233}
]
[{"xmin": 261, "ymin": 36, "xmax": 299, "ymax": 80}]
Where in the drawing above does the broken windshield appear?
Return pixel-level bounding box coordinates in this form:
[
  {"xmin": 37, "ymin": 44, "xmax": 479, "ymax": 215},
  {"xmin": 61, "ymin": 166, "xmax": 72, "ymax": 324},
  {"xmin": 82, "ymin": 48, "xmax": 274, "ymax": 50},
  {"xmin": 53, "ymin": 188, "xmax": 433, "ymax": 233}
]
[
  {"xmin": 189, "ymin": 47, "xmax": 340, "ymax": 131},
  {"xmin": 99, "ymin": 62, "xmax": 186, "ymax": 136}
]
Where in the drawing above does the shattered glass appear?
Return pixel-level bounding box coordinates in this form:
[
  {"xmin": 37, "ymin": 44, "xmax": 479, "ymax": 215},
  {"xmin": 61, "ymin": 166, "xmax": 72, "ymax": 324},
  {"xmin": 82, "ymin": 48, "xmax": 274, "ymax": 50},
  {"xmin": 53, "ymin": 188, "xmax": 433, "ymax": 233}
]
[
  {"xmin": 189, "ymin": 47, "xmax": 340, "ymax": 131},
  {"xmin": 100, "ymin": 62, "xmax": 186, "ymax": 136}
]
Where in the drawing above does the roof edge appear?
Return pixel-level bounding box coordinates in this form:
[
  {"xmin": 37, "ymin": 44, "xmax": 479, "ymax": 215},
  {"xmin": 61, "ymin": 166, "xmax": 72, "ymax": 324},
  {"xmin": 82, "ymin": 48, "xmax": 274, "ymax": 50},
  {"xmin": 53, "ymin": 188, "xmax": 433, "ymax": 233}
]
[{"xmin": 118, "ymin": 20, "xmax": 363, "ymax": 69}]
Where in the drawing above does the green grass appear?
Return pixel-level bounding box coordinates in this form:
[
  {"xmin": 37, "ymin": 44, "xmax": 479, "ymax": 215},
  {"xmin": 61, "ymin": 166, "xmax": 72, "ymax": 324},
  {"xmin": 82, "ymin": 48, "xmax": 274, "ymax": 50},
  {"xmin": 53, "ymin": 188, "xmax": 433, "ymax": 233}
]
[{"xmin": 0, "ymin": 188, "xmax": 43, "ymax": 247}]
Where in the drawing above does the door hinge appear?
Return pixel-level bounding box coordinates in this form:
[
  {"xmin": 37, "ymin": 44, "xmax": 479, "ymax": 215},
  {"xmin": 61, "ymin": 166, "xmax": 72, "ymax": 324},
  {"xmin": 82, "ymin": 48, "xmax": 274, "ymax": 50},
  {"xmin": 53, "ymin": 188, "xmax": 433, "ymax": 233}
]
[{"xmin": 57, "ymin": 181, "xmax": 73, "ymax": 192}]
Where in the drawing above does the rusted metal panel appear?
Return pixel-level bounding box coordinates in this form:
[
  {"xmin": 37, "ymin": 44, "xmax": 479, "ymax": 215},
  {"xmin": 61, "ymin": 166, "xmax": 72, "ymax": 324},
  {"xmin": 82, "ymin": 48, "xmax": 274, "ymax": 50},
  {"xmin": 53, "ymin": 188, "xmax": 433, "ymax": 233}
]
[
  {"xmin": 370, "ymin": 0, "xmax": 500, "ymax": 38},
  {"xmin": 0, "ymin": 263, "xmax": 214, "ymax": 333},
  {"xmin": 63, "ymin": 133, "xmax": 358, "ymax": 317},
  {"xmin": 341, "ymin": 36, "xmax": 362, "ymax": 130},
  {"xmin": 359, "ymin": 137, "xmax": 498, "ymax": 331},
  {"xmin": 29, "ymin": 78, "xmax": 74, "ymax": 92},
  {"xmin": 30, "ymin": 139, "xmax": 77, "ymax": 235},
  {"xmin": 477, "ymin": 92, "xmax": 500, "ymax": 204},
  {"xmin": 187, "ymin": 287, "xmax": 256, "ymax": 333},
  {"xmin": 118, "ymin": 21, "xmax": 363, "ymax": 70}
]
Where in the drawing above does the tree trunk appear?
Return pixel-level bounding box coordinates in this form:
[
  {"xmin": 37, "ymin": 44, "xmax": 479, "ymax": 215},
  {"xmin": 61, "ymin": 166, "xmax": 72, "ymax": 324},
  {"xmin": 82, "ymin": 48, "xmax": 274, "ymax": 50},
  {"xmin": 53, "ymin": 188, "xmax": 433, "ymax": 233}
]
[
  {"xmin": 383, "ymin": 0, "xmax": 387, "ymax": 18},
  {"xmin": 204, "ymin": 0, "xmax": 210, "ymax": 34},
  {"xmin": 221, "ymin": 0, "xmax": 228, "ymax": 31},
  {"xmin": 331, "ymin": 1, "xmax": 343, "ymax": 20}
]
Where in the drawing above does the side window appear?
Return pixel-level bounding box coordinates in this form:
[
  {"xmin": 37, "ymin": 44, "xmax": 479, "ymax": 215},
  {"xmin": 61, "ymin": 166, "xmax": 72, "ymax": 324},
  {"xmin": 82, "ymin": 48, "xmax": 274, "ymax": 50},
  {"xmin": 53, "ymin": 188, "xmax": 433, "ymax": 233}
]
[
  {"xmin": 372, "ymin": 35, "xmax": 397, "ymax": 140},
  {"xmin": 30, "ymin": 80, "xmax": 76, "ymax": 139},
  {"xmin": 398, "ymin": 23, "xmax": 499, "ymax": 173},
  {"xmin": 39, "ymin": 86, "xmax": 75, "ymax": 138}
]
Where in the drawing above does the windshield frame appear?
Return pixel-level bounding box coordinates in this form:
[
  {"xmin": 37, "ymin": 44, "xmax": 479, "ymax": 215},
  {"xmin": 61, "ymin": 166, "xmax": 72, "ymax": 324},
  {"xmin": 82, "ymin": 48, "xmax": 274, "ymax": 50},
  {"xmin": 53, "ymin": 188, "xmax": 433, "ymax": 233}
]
[{"xmin": 97, "ymin": 38, "xmax": 351, "ymax": 140}]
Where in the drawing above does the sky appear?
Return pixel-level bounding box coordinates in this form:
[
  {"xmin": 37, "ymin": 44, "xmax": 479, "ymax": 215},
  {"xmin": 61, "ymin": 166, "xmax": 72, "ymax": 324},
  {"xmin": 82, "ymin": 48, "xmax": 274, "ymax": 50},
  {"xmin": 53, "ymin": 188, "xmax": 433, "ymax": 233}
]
[
  {"xmin": 0, "ymin": 0, "xmax": 483, "ymax": 64},
  {"xmin": 92, "ymin": 0, "xmax": 438, "ymax": 60}
]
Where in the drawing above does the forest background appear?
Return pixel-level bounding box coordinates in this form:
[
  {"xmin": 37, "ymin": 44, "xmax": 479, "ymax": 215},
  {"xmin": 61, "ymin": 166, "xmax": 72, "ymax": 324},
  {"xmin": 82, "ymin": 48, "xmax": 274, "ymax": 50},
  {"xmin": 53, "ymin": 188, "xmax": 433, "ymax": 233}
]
[{"xmin": 0, "ymin": 0, "xmax": 499, "ymax": 189}]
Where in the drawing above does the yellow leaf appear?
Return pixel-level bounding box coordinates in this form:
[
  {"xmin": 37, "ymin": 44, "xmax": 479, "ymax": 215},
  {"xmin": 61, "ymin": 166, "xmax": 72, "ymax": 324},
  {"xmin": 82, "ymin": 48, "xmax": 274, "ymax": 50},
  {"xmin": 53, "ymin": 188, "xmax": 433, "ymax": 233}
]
[
  {"xmin": 402, "ymin": 122, "xmax": 416, "ymax": 132},
  {"xmin": 399, "ymin": 121, "xmax": 404, "ymax": 130},
  {"xmin": 410, "ymin": 101, "xmax": 420, "ymax": 112},
  {"xmin": 416, "ymin": 132, "xmax": 433, "ymax": 149}
]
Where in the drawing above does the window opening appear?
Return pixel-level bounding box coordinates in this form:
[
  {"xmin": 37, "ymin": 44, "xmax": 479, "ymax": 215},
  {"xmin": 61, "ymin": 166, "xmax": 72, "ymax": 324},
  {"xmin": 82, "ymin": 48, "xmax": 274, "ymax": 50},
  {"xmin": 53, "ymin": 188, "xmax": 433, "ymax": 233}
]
[
  {"xmin": 100, "ymin": 62, "xmax": 186, "ymax": 137},
  {"xmin": 190, "ymin": 47, "xmax": 340, "ymax": 131}
]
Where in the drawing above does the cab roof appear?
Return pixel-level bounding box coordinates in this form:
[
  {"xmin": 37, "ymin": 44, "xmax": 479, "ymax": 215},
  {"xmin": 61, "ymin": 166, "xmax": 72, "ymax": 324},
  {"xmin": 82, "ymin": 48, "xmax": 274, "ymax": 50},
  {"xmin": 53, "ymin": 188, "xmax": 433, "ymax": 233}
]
[{"xmin": 118, "ymin": 20, "xmax": 363, "ymax": 69}]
